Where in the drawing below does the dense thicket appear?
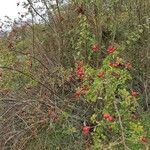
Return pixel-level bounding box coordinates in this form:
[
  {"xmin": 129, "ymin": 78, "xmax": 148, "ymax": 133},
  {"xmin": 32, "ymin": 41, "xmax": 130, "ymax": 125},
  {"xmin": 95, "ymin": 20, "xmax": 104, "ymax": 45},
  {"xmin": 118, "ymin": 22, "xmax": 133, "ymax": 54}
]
[{"xmin": 0, "ymin": 0, "xmax": 149, "ymax": 149}]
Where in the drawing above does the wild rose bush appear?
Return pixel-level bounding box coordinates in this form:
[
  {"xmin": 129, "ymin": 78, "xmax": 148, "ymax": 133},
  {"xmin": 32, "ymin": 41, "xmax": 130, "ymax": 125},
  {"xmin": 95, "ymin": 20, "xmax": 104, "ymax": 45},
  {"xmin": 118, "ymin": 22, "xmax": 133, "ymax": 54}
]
[
  {"xmin": 69, "ymin": 11, "xmax": 149, "ymax": 149},
  {"xmin": 74, "ymin": 47, "xmax": 147, "ymax": 149}
]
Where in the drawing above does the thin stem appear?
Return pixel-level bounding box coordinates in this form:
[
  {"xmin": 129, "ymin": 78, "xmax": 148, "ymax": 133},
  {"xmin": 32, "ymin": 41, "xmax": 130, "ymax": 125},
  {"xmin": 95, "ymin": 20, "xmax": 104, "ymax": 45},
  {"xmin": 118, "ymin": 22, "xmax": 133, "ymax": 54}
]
[{"xmin": 114, "ymin": 101, "xmax": 129, "ymax": 150}]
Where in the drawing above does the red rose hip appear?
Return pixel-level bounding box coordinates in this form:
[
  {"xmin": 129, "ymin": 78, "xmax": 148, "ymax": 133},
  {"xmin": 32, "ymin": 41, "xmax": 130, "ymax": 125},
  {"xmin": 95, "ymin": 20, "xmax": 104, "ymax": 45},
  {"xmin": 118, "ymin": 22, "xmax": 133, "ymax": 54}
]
[
  {"xmin": 140, "ymin": 136, "xmax": 148, "ymax": 143},
  {"xmin": 92, "ymin": 43, "xmax": 100, "ymax": 52},
  {"xmin": 103, "ymin": 113, "xmax": 110, "ymax": 119},
  {"xmin": 107, "ymin": 116, "xmax": 113, "ymax": 122},
  {"xmin": 131, "ymin": 90, "xmax": 139, "ymax": 97},
  {"xmin": 82, "ymin": 126, "xmax": 91, "ymax": 135}
]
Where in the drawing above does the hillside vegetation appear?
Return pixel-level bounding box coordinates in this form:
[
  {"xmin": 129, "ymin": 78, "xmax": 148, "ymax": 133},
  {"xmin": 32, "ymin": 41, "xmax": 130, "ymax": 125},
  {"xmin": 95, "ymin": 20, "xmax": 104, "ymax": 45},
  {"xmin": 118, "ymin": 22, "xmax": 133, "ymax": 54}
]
[{"xmin": 0, "ymin": 0, "xmax": 150, "ymax": 149}]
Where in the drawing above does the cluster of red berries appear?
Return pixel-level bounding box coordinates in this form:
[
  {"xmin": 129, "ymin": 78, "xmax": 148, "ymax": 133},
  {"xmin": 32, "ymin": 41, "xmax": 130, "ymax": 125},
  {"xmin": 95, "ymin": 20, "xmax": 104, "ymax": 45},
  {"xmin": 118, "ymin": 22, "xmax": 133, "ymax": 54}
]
[
  {"xmin": 109, "ymin": 61, "xmax": 132, "ymax": 70},
  {"xmin": 107, "ymin": 46, "xmax": 116, "ymax": 54},
  {"xmin": 103, "ymin": 113, "xmax": 114, "ymax": 122},
  {"xmin": 74, "ymin": 87, "xmax": 89, "ymax": 98},
  {"xmin": 109, "ymin": 61, "xmax": 120, "ymax": 67},
  {"xmin": 92, "ymin": 44, "xmax": 116, "ymax": 54},
  {"xmin": 97, "ymin": 72, "xmax": 105, "ymax": 78},
  {"xmin": 76, "ymin": 61, "xmax": 85, "ymax": 79}
]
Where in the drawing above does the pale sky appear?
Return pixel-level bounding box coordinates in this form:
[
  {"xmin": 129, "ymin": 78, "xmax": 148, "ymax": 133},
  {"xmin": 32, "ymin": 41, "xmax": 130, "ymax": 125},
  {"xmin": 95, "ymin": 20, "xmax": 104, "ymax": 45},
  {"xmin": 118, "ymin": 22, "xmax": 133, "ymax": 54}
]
[{"xmin": 0, "ymin": 0, "xmax": 26, "ymax": 21}]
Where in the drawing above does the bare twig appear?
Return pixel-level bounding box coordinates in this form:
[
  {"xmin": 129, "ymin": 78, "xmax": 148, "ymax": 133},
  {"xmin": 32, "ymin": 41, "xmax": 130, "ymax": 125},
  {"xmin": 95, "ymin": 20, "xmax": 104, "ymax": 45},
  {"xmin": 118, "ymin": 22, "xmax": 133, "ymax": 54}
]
[{"xmin": 114, "ymin": 101, "xmax": 129, "ymax": 150}]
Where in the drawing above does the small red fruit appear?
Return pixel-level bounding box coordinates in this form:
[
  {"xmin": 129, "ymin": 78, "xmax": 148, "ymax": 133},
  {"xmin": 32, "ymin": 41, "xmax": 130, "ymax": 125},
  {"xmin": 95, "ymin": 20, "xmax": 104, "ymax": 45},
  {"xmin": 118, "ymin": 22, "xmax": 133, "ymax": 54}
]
[
  {"xmin": 76, "ymin": 61, "xmax": 85, "ymax": 79},
  {"xmin": 82, "ymin": 126, "xmax": 91, "ymax": 135},
  {"xmin": 131, "ymin": 90, "xmax": 139, "ymax": 97},
  {"xmin": 107, "ymin": 116, "xmax": 113, "ymax": 122},
  {"xmin": 125, "ymin": 63, "xmax": 132, "ymax": 69},
  {"xmin": 140, "ymin": 136, "xmax": 148, "ymax": 143},
  {"xmin": 97, "ymin": 72, "xmax": 105, "ymax": 78},
  {"xmin": 74, "ymin": 90, "xmax": 81, "ymax": 98},
  {"xmin": 92, "ymin": 43, "xmax": 100, "ymax": 52},
  {"xmin": 107, "ymin": 46, "xmax": 116, "ymax": 54},
  {"xmin": 76, "ymin": 67, "xmax": 85, "ymax": 79},
  {"xmin": 103, "ymin": 113, "xmax": 110, "ymax": 119},
  {"xmin": 109, "ymin": 61, "xmax": 120, "ymax": 67}
]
